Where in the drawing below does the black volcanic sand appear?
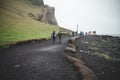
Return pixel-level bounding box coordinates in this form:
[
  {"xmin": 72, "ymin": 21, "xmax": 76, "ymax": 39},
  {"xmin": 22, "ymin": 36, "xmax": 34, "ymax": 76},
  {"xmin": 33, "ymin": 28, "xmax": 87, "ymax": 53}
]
[
  {"xmin": 0, "ymin": 35, "xmax": 80, "ymax": 80},
  {"xmin": 76, "ymin": 35, "xmax": 120, "ymax": 80}
]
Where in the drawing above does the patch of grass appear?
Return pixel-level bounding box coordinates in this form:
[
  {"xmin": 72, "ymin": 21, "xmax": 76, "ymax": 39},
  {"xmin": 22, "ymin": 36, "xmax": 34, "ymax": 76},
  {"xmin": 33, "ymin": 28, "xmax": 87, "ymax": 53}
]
[
  {"xmin": 88, "ymin": 47, "xmax": 99, "ymax": 51},
  {"xmin": 0, "ymin": 0, "xmax": 59, "ymax": 46},
  {"xmin": 0, "ymin": 16, "xmax": 59, "ymax": 45},
  {"xmin": 91, "ymin": 52, "xmax": 120, "ymax": 61},
  {"xmin": 112, "ymin": 48, "xmax": 119, "ymax": 51},
  {"xmin": 99, "ymin": 53, "xmax": 111, "ymax": 60}
]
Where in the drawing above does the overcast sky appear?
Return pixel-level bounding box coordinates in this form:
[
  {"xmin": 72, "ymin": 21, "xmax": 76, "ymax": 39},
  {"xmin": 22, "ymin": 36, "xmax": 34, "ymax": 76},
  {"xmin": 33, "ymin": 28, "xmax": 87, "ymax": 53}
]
[{"xmin": 44, "ymin": 0, "xmax": 120, "ymax": 34}]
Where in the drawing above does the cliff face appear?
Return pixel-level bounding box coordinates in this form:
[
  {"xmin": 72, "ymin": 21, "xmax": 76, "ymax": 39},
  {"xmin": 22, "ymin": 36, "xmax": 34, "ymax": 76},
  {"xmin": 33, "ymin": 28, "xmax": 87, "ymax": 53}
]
[
  {"xmin": 29, "ymin": 0, "xmax": 44, "ymax": 6},
  {"xmin": 29, "ymin": 0, "xmax": 58, "ymax": 25},
  {"xmin": 44, "ymin": 6, "xmax": 58, "ymax": 25}
]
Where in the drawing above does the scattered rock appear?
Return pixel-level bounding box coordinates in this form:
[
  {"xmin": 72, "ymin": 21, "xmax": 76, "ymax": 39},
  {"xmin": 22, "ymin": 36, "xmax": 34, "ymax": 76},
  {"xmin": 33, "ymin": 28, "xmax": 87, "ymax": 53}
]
[
  {"xmin": 101, "ymin": 71, "xmax": 104, "ymax": 74},
  {"xmin": 14, "ymin": 64, "xmax": 20, "ymax": 68},
  {"xmin": 82, "ymin": 41, "xmax": 89, "ymax": 44},
  {"xmin": 76, "ymin": 35, "xmax": 120, "ymax": 80},
  {"xmin": 80, "ymin": 50, "xmax": 84, "ymax": 53}
]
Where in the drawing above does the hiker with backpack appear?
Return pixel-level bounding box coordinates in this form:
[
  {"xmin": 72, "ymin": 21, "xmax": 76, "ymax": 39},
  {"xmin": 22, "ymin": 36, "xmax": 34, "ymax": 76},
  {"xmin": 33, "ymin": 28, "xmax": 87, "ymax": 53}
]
[
  {"xmin": 51, "ymin": 31, "xmax": 56, "ymax": 43},
  {"xmin": 57, "ymin": 31, "xmax": 62, "ymax": 43}
]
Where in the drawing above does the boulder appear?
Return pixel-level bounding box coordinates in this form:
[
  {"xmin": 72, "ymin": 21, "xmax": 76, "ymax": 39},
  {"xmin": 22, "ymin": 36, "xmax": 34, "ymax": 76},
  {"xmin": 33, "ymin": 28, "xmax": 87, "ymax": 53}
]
[
  {"xmin": 68, "ymin": 43, "xmax": 76, "ymax": 48},
  {"xmin": 67, "ymin": 53, "xmax": 77, "ymax": 58},
  {"xmin": 68, "ymin": 39, "xmax": 76, "ymax": 44},
  {"xmin": 66, "ymin": 55, "xmax": 98, "ymax": 80},
  {"xmin": 66, "ymin": 55, "xmax": 84, "ymax": 65},
  {"xmin": 74, "ymin": 62, "xmax": 98, "ymax": 80},
  {"xmin": 65, "ymin": 46, "xmax": 76, "ymax": 53}
]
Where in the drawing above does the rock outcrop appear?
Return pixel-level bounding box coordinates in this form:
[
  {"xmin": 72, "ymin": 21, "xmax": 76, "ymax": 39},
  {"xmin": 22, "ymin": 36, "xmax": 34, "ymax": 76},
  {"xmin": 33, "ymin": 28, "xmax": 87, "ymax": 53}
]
[
  {"xmin": 29, "ymin": 0, "xmax": 44, "ymax": 6},
  {"xmin": 45, "ymin": 5, "xmax": 58, "ymax": 25},
  {"xmin": 29, "ymin": 0, "xmax": 58, "ymax": 25}
]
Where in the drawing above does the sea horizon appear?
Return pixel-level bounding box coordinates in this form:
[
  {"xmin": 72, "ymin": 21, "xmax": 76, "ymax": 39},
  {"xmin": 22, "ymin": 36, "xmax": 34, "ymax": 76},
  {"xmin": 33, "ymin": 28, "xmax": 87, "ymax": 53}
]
[{"xmin": 110, "ymin": 34, "xmax": 120, "ymax": 37}]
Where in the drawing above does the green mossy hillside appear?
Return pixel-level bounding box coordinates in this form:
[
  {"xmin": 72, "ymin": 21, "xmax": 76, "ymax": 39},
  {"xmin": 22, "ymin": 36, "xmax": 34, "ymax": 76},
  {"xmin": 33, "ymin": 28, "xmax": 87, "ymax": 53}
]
[{"xmin": 0, "ymin": 0, "xmax": 59, "ymax": 46}]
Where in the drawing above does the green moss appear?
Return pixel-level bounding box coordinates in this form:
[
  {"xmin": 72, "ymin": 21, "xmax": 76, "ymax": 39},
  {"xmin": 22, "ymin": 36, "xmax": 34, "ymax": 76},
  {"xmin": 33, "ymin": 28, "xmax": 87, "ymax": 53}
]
[{"xmin": 91, "ymin": 52, "xmax": 119, "ymax": 61}]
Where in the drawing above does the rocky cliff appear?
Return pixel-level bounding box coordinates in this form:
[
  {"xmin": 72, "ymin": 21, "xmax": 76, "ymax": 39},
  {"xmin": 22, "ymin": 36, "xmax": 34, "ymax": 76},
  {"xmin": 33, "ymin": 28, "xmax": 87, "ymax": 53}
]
[
  {"xmin": 29, "ymin": 0, "xmax": 58, "ymax": 25},
  {"xmin": 29, "ymin": 0, "xmax": 44, "ymax": 6}
]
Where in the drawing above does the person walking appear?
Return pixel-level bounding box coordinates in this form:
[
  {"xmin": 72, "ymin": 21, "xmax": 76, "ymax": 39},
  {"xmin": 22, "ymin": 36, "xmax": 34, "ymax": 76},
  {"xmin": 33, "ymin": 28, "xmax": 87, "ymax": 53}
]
[
  {"xmin": 57, "ymin": 31, "xmax": 62, "ymax": 43},
  {"xmin": 52, "ymin": 31, "xmax": 56, "ymax": 43}
]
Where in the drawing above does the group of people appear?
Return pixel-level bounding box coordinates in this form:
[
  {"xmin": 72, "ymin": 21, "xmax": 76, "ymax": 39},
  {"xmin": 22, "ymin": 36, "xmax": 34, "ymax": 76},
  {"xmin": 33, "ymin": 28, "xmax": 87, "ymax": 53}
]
[
  {"xmin": 51, "ymin": 31, "xmax": 62, "ymax": 43},
  {"xmin": 79, "ymin": 31, "xmax": 97, "ymax": 36}
]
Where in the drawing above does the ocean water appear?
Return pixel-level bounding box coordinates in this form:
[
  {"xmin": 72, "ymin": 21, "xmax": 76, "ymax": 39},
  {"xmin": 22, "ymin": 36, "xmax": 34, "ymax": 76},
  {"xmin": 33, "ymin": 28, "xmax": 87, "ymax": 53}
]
[
  {"xmin": 110, "ymin": 34, "xmax": 120, "ymax": 37},
  {"xmin": 99, "ymin": 34, "xmax": 120, "ymax": 37}
]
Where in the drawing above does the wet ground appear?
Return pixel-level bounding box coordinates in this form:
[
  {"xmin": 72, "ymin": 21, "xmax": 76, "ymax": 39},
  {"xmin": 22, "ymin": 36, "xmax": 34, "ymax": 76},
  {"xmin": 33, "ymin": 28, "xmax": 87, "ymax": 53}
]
[
  {"xmin": 76, "ymin": 35, "xmax": 120, "ymax": 80},
  {"xmin": 0, "ymin": 35, "xmax": 79, "ymax": 80}
]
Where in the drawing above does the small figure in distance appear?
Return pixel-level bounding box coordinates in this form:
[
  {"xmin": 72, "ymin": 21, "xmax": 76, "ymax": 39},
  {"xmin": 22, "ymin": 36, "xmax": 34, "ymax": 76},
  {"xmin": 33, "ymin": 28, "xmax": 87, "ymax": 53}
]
[
  {"xmin": 72, "ymin": 32, "xmax": 74, "ymax": 36},
  {"xmin": 80, "ymin": 31, "xmax": 83, "ymax": 36},
  {"xmin": 57, "ymin": 31, "xmax": 62, "ymax": 43},
  {"xmin": 93, "ymin": 31, "xmax": 96, "ymax": 35},
  {"xmin": 85, "ymin": 32, "xmax": 87, "ymax": 35},
  {"xmin": 51, "ymin": 31, "xmax": 56, "ymax": 43}
]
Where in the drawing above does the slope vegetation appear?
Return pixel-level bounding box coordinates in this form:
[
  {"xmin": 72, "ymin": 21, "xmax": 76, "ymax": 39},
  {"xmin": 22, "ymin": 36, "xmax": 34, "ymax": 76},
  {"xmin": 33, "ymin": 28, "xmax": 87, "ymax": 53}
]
[{"xmin": 0, "ymin": 0, "xmax": 59, "ymax": 46}]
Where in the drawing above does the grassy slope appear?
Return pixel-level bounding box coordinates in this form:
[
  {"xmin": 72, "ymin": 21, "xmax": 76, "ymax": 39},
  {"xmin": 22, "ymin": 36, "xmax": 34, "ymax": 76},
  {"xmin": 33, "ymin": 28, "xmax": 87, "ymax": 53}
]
[{"xmin": 0, "ymin": 0, "xmax": 59, "ymax": 46}]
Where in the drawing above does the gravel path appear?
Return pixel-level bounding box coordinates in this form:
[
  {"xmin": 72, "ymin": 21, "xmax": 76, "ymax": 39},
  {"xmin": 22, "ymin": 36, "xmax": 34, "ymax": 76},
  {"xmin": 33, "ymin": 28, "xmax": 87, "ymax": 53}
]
[{"xmin": 0, "ymin": 35, "xmax": 79, "ymax": 80}]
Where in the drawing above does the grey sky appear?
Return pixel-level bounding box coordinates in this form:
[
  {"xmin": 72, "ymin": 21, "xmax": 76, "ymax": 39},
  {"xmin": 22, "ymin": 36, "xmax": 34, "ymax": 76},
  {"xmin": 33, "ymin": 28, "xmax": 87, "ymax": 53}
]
[{"xmin": 44, "ymin": 0, "xmax": 120, "ymax": 34}]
